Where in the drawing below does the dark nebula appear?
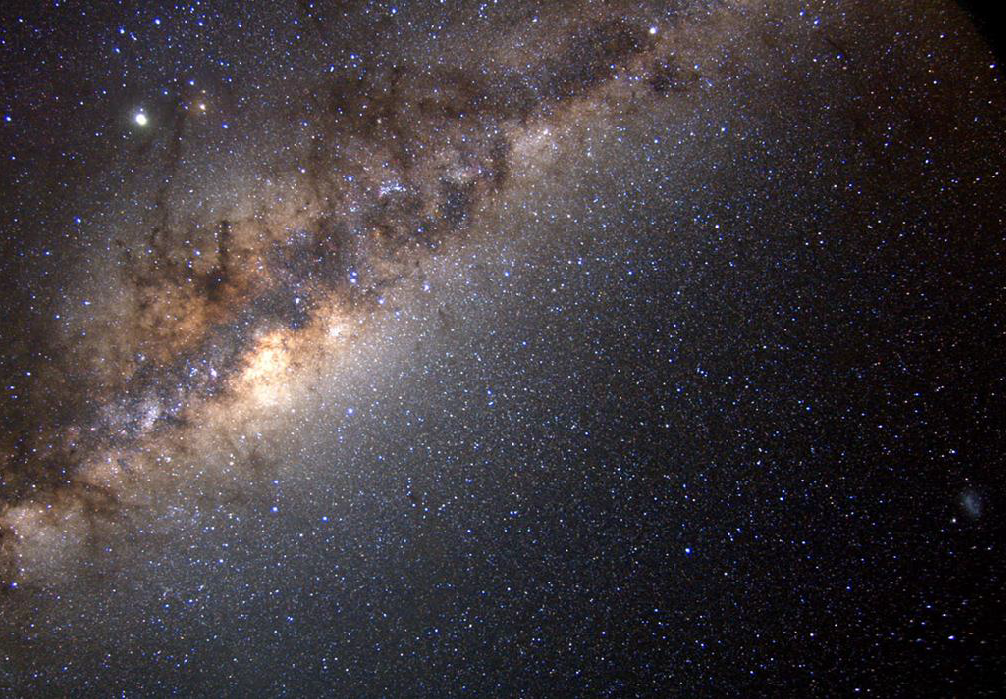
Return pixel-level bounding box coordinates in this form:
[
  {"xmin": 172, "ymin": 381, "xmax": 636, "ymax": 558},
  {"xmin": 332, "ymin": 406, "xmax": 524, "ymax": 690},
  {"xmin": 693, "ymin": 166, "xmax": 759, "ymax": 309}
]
[{"xmin": 1, "ymin": 0, "xmax": 1004, "ymax": 694}]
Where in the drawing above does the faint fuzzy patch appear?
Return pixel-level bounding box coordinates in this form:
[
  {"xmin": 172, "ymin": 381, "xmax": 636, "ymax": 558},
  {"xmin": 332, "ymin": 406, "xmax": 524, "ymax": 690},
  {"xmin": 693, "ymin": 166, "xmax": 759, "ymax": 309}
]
[{"xmin": 959, "ymin": 487, "xmax": 983, "ymax": 520}]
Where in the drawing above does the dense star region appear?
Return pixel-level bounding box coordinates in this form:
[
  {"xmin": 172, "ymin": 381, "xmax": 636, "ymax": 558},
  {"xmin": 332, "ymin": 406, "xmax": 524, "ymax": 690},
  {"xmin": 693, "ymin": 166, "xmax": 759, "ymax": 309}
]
[{"xmin": 1, "ymin": 0, "xmax": 1004, "ymax": 694}]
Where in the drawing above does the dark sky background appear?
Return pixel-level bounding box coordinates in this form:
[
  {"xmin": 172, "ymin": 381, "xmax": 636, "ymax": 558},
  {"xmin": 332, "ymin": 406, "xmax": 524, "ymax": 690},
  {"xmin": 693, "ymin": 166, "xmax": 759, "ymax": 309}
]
[{"xmin": 1, "ymin": 0, "xmax": 1004, "ymax": 695}]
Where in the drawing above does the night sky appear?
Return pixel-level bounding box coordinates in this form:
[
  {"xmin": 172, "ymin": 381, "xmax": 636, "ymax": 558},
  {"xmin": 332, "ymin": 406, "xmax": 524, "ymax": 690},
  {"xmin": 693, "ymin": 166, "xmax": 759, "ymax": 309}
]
[{"xmin": 1, "ymin": 0, "xmax": 1004, "ymax": 695}]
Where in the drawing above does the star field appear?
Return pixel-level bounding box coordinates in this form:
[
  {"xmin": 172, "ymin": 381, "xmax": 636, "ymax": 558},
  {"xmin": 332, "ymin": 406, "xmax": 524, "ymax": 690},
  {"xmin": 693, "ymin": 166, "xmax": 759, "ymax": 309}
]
[{"xmin": 1, "ymin": 0, "xmax": 1004, "ymax": 695}]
